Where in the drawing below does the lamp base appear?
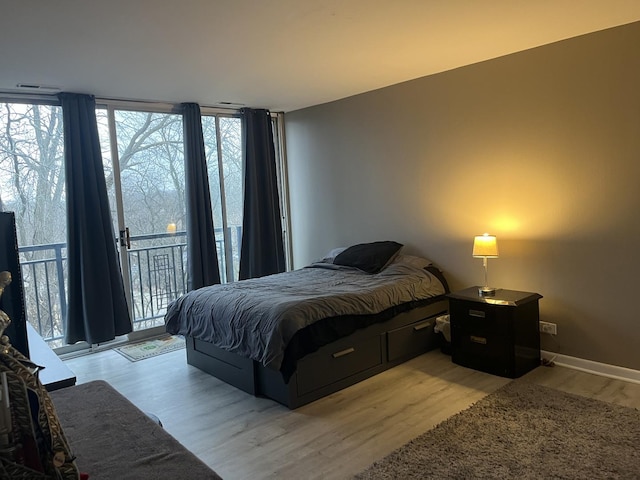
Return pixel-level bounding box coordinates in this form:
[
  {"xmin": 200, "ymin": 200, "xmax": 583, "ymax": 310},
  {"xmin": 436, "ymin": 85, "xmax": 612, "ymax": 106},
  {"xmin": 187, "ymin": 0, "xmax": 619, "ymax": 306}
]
[{"xmin": 478, "ymin": 286, "xmax": 496, "ymax": 297}]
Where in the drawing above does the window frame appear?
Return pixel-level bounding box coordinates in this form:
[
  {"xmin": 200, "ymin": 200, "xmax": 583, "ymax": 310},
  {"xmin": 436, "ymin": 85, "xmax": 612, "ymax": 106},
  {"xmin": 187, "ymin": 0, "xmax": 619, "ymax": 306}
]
[{"xmin": 1, "ymin": 93, "xmax": 292, "ymax": 351}]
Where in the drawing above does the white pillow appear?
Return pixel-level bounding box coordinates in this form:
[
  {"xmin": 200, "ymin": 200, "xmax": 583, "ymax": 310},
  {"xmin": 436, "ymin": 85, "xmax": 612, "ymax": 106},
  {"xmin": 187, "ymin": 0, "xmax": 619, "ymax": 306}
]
[{"xmin": 318, "ymin": 247, "xmax": 347, "ymax": 264}]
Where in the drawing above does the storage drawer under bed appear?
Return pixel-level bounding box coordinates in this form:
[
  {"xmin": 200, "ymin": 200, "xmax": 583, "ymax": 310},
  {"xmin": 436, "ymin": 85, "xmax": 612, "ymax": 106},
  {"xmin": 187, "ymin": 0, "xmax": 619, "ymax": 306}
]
[
  {"xmin": 186, "ymin": 299, "xmax": 449, "ymax": 409},
  {"xmin": 188, "ymin": 337, "xmax": 256, "ymax": 394},
  {"xmin": 387, "ymin": 317, "xmax": 438, "ymax": 362},
  {"xmin": 295, "ymin": 334, "xmax": 384, "ymax": 396}
]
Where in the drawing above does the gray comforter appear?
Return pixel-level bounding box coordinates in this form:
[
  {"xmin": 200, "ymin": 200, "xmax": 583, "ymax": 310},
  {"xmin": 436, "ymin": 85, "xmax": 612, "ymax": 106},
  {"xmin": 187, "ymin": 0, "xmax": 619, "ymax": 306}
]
[{"xmin": 165, "ymin": 262, "xmax": 445, "ymax": 371}]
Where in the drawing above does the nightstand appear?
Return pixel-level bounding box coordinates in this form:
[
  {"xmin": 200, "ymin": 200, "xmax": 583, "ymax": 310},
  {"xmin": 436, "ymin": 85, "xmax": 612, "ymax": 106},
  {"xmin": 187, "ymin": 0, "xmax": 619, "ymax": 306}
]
[{"xmin": 447, "ymin": 287, "xmax": 542, "ymax": 378}]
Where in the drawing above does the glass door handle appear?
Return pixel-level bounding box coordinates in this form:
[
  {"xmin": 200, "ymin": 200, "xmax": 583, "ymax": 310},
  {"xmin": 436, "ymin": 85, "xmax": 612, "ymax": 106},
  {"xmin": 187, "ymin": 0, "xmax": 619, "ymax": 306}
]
[{"xmin": 119, "ymin": 227, "xmax": 131, "ymax": 249}]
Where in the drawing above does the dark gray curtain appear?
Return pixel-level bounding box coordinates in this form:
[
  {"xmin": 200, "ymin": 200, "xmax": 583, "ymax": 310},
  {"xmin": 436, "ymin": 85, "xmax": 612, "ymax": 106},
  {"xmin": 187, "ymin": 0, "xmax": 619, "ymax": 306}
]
[
  {"xmin": 59, "ymin": 92, "xmax": 132, "ymax": 345},
  {"xmin": 239, "ymin": 108, "xmax": 285, "ymax": 280},
  {"xmin": 182, "ymin": 103, "xmax": 221, "ymax": 290}
]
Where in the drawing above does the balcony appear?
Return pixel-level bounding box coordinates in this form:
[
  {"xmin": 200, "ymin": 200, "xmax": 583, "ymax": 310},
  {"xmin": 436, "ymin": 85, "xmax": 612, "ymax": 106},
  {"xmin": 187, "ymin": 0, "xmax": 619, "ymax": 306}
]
[{"xmin": 18, "ymin": 227, "xmax": 240, "ymax": 348}]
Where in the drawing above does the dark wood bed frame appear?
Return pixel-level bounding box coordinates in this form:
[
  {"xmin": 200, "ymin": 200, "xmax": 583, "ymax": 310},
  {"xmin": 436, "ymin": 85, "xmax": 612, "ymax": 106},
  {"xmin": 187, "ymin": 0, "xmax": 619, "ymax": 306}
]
[{"xmin": 185, "ymin": 298, "xmax": 448, "ymax": 409}]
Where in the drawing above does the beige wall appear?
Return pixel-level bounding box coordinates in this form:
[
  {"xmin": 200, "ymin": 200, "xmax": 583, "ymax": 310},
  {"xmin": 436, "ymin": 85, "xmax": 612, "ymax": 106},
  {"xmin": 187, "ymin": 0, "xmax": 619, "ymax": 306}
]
[{"xmin": 284, "ymin": 22, "xmax": 640, "ymax": 371}]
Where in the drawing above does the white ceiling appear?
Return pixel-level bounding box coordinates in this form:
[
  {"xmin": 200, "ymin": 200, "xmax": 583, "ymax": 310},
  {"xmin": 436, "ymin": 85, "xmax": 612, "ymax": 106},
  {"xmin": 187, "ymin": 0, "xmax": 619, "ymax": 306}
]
[{"xmin": 2, "ymin": 0, "xmax": 640, "ymax": 112}]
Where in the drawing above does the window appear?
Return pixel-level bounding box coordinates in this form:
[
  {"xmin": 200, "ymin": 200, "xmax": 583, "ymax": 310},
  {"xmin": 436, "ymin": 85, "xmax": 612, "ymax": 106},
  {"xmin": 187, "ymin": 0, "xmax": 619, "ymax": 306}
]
[
  {"xmin": 0, "ymin": 100, "xmax": 68, "ymax": 346},
  {"xmin": 1, "ymin": 97, "xmax": 290, "ymax": 346},
  {"xmin": 201, "ymin": 111, "xmax": 291, "ymax": 280},
  {"xmin": 201, "ymin": 113, "xmax": 243, "ymax": 282}
]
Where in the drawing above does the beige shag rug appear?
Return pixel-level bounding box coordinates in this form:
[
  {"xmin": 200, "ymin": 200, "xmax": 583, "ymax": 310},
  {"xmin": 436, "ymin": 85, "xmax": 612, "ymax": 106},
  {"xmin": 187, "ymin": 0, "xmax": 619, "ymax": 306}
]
[{"xmin": 355, "ymin": 381, "xmax": 639, "ymax": 479}]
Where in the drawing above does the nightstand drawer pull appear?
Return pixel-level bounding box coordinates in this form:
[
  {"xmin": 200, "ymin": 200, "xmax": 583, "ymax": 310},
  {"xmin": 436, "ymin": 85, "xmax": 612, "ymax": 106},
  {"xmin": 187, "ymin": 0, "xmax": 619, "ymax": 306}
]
[
  {"xmin": 470, "ymin": 335, "xmax": 487, "ymax": 344},
  {"xmin": 332, "ymin": 347, "xmax": 355, "ymax": 359},
  {"xmin": 413, "ymin": 320, "xmax": 433, "ymax": 332},
  {"xmin": 469, "ymin": 309, "xmax": 486, "ymax": 318}
]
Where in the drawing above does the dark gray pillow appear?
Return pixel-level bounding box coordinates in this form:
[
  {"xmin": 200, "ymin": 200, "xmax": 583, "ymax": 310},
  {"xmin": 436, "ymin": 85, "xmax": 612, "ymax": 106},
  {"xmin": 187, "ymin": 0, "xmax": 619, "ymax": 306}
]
[{"xmin": 333, "ymin": 241, "xmax": 403, "ymax": 274}]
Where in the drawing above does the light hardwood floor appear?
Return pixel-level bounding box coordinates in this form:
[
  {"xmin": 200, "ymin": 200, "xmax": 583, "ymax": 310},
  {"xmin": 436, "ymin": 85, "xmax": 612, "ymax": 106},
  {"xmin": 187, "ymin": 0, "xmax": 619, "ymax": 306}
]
[{"xmin": 62, "ymin": 348, "xmax": 640, "ymax": 480}]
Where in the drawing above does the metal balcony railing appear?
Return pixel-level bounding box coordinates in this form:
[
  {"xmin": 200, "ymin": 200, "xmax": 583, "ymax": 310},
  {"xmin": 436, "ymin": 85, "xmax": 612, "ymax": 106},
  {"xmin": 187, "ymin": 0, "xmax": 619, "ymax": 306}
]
[
  {"xmin": 18, "ymin": 242, "xmax": 68, "ymax": 345},
  {"xmin": 18, "ymin": 227, "xmax": 240, "ymax": 347}
]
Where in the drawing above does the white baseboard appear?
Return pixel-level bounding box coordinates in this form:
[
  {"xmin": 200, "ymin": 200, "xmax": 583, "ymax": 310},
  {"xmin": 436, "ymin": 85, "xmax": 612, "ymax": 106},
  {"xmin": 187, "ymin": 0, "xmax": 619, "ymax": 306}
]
[{"xmin": 541, "ymin": 350, "xmax": 640, "ymax": 385}]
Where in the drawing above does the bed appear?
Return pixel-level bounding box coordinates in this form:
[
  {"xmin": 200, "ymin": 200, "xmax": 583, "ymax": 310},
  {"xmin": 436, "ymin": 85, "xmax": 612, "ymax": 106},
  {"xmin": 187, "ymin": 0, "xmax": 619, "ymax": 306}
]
[{"xmin": 165, "ymin": 241, "xmax": 449, "ymax": 409}]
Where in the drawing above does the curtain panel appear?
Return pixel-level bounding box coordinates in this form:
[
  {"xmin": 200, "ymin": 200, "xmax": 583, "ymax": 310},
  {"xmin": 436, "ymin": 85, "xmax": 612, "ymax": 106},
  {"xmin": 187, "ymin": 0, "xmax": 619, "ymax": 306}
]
[
  {"xmin": 239, "ymin": 108, "xmax": 286, "ymax": 280},
  {"xmin": 182, "ymin": 102, "xmax": 221, "ymax": 290},
  {"xmin": 59, "ymin": 92, "xmax": 132, "ymax": 345}
]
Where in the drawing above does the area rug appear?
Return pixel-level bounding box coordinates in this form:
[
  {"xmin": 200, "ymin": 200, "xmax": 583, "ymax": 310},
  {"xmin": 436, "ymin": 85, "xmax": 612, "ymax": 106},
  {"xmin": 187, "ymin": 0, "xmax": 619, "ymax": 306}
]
[
  {"xmin": 115, "ymin": 335, "xmax": 185, "ymax": 362},
  {"xmin": 355, "ymin": 381, "xmax": 640, "ymax": 479}
]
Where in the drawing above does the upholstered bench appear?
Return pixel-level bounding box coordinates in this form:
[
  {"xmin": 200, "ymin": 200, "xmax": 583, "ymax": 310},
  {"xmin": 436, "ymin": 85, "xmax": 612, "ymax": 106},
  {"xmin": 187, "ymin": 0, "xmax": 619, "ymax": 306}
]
[{"xmin": 50, "ymin": 380, "xmax": 221, "ymax": 480}]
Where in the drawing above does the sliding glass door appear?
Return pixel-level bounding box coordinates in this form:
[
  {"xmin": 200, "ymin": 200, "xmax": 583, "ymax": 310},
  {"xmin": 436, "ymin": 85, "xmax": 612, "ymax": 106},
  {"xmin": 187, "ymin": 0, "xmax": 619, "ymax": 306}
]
[{"xmin": 97, "ymin": 106, "xmax": 186, "ymax": 333}]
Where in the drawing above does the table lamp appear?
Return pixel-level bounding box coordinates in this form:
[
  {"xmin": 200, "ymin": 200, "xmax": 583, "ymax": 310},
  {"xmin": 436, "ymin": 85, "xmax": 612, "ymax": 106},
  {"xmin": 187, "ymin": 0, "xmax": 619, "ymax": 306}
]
[{"xmin": 473, "ymin": 233, "xmax": 498, "ymax": 296}]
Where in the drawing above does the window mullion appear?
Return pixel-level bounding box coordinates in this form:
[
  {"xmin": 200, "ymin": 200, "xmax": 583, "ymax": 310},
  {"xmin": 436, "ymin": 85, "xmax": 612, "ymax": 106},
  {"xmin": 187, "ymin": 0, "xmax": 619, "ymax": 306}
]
[
  {"xmin": 214, "ymin": 116, "xmax": 234, "ymax": 282},
  {"xmin": 106, "ymin": 106, "xmax": 134, "ymax": 320}
]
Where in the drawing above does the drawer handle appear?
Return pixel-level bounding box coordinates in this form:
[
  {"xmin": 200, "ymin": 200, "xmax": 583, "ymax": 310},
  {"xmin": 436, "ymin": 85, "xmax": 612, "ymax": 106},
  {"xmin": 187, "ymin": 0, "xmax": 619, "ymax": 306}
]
[
  {"xmin": 413, "ymin": 320, "xmax": 433, "ymax": 332},
  {"xmin": 470, "ymin": 335, "xmax": 487, "ymax": 344},
  {"xmin": 332, "ymin": 347, "xmax": 355, "ymax": 359},
  {"xmin": 469, "ymin": 309, "xmax": 486, "ymax": 318}
]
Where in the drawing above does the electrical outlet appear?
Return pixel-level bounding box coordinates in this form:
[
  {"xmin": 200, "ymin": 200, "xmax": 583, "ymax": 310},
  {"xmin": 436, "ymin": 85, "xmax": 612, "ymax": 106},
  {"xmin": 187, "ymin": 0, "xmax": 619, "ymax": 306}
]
[{"xmin": 539, "ymin": 321, "xmax": 557, "ymax": 335}]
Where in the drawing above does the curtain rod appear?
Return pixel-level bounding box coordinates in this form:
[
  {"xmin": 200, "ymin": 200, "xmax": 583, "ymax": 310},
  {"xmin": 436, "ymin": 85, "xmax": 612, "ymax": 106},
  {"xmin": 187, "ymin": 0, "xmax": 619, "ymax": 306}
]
[
  {"xmin": 0, "ymin": 90, "xmax": 283, "ymax": 116},
  {"xmin": 0, "ymin": 91, "xmax": 60, "ymax": 104},
  {"xmin": 76, "ymin": 96, "xmax": 244, "ymax": 116}
]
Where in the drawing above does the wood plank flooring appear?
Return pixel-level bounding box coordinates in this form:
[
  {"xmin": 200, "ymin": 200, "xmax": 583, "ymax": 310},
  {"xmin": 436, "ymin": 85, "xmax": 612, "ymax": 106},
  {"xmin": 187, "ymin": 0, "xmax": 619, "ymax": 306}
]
[{"xmin": 62, "ymin": 348, "xmax": 640, "ymax": 480}]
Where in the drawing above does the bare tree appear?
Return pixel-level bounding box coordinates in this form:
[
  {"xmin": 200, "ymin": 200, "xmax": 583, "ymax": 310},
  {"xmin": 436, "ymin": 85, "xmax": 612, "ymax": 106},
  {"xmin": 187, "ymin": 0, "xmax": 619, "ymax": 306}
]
[
  {"xmin": 1, "ymin": 102, "xmax": 246, "ymax": 342},
  {"xmin": 0, "ymin": 103, "xmax": 65, "ymax": 248}
]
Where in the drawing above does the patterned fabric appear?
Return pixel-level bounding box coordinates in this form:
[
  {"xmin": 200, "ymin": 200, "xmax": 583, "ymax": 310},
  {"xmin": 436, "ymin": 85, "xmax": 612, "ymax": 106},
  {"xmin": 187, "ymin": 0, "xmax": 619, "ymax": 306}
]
[{"xmin": 0, "ymin": 341, "xmax": 80, "ymax": 479}]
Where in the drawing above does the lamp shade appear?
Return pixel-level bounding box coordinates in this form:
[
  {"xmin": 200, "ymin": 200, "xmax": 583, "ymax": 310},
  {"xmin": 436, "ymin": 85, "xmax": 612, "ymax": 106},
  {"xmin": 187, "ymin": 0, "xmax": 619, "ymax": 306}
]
[{"xmin": 473, "ymin": 234, "xmax": 498, "ymax": 258}]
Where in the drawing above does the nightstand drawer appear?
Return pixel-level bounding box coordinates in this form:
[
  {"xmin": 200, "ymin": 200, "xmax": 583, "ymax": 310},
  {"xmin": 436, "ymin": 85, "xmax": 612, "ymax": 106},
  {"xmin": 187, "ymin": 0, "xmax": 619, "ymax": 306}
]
[
  {"xmin": 449, "ymin": 300, "xmax": 509, "ymax": 333},
  {"xmin": 452, "ymin": 331, "xmax": 513, "ymax": 376}
]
